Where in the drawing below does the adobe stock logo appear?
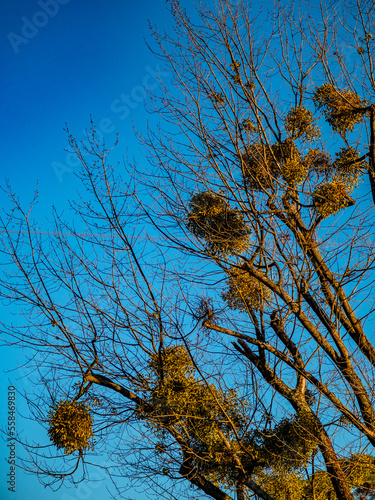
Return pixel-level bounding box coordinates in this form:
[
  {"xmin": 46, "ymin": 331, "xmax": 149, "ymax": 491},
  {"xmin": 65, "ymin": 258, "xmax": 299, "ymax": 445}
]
[{"xmin": 7, "ymin": 0, "xmax": 71, "ymax": 54}]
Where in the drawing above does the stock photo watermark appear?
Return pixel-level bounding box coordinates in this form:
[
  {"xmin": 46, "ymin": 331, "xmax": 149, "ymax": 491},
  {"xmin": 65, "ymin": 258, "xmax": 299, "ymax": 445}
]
[
  {"xmin": 7, "ymin": 0, "xmax": 71, "ymax": 55},
  {"xmin": 6, "ymin": 385, "xmax": 16, "ymax": 494},
  {"xmin": 52, "ymin": 64, "xmax": 170, "ymax": 183}
]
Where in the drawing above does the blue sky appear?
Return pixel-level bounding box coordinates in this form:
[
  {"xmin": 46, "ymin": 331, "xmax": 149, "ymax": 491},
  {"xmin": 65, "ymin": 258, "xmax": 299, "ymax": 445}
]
[
  {"xmin": 0, "ymin": 0, "xmax": 175, "ymax": 203},
  {"xmin": 0, "ymin": 1, "xmax": 184, "ymax": 499},
  {"xmin": 1, "ymin": 1, "xmax": 371, "ymax": 500}
]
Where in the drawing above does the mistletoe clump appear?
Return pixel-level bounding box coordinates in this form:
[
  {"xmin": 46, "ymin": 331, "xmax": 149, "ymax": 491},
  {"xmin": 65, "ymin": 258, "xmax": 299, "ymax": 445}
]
[
  {"xmin": 271, "ymin": 139, "xmax": 308, "ymax": 187},
  {"xmin": 302, "ymin": 454, "xmax": 375, "ymax": 499},
  {"xmin": 303, "ymin": 149, "xmax": 331, "ymax": 174},
  {"xmin": 280, "ymin": 158, "xmax": 308, "ymax": 186},
  {"xmin": 242, "ymin": 140, "xmax": 303, "ymax": 190},
  {"xmin": 313, "ymin": 84, "xmax": 368, "ymax": 134},
  {"xmin": 284, "ymin": 106, "xmax": 321, "ymax": 141},
  {"xmin": 255, "ymin": 470, "xmax": 307, "ymax": 500},
  {"xmin": 144, "ymin": 345, "xmax": 255, "ymax": 487},
  {"xmin": 48, "ymin": 400, "xmax": 94, "ymax": 455},
  {"xmin": 341, "ymin": 453, "xmax": 375, "ymax": 491},
  {"xmin": 210, "ymin": 92, "xmax": 225, "ymax": 105},
  {"xmin": 230, "ymin": 60, "xmax": 241, "ymax": 84},
  {"xmin": 222, "ymin": 266, "xmax": 271, "ymax": 311},
  {"xmin": 313, "ymin": 180, "xmax": 354, "ymax": 218},
  {"xmin": 241, "ymin": 119, "xmax": 257, "ymax": 132},
  {"xmin": 256, "ymin": 411, "xmax": 319, "ymax": 470},
  {"xmin": 271, "ymin": 138, "xmax": 300, "ymax": 164},
  {"xmin": 187, "ymin": 191, "xmax": 250, "ymax": 256},
  {"xmin": 333, "ymin": 147, "xmax": 367, "ymax": 187},
  {"xmin": 242, "ymin": 143, "xmax": 279, "ymax": 191},
  {"xmin": 148, "ymin": 345, "xmax": 194, "ymax": 382}
]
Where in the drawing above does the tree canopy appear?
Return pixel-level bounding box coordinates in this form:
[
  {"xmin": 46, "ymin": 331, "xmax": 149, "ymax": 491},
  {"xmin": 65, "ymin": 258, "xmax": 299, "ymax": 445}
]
[{"xmin": 2, "ymin": 0, "xmax": 375, "ymax": 499}]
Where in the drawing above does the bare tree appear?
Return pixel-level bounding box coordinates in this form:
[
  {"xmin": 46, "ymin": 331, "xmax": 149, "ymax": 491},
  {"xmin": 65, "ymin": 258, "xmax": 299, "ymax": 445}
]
[{"xmin": 2, "ymin": 1, "xmax": 375, "ymax": 499}]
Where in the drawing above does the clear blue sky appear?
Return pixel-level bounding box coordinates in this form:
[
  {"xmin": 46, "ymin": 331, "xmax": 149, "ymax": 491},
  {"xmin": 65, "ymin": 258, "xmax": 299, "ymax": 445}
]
[
  {"xmin": 0, "ymin": 1, "xmax": 371, "ymax": 499},
  {"xmin": 0, "ymin": 1, "xmax": 186, "ymax": 499}
]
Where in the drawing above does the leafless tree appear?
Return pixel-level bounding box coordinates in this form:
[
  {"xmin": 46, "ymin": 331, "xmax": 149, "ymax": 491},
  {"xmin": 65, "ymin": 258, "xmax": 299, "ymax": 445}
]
[{"xmin": 2, "ymin": 1, "xmax": 375, "ymax": 499}]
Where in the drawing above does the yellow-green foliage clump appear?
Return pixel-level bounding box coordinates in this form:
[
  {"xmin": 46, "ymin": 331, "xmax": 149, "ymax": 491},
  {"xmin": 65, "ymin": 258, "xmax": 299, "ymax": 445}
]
[
  {"xmin": 242, "ymin": 139, "xmax": 306, "ymax": 189},
  {"xmin": 333, "ymin": 147, "xmax": 367, "ymax": 186},
  {"xmin": 257, "ymin": 411, "xmax": 319, "ymax": 470},
  {"xmin": 302, "ymin": 454, "xmax": 375, "ymax": 500},
  {"xmin": 241, "ymin": 143, "xmax": 279, "ymax": 191},
  {"xmin": 252, "ymin": 412, "xmax": 320, "ymax": 499},
  {"xmin": 280, "ymin": 158, "xmax": 308, "ymax": 186},
  {"xmin": 242, "ymin": 119, "xmax": 257, "ymax": 132},
  {"xmin": 342, "ymin": 453, "xmax": 375, "ymax": 490},
  {"xmin": 313, "ymin": 180, "xmax": 354, "ymax": 218},
  {"xmin": 284, "ymin": 106, "xmax": 321, "ymax": 141},
  {"xmin": 272, "ymin": 139, "xmax": 308, "ymax": 187},
  {"xmin": 230, "ymin": 60, "xmax": 241, "ymax": 84},
  {"xmin": 48, "ymin": 400, "xmax": 94, "ymax": 455},
  {"xmin": 255, "ymin": 470, "xmax": 307, "ymax": 500},
  {"xmin": 313, "ymin": 84, "xmax": 368, "ymax": 134},
  {"xmin": 148, "ymin": 345, "xmax": 194, "ymax": 383},
  {"xmin": 302, "ymin": 470, "xmax": 335, "ymax": 500},
  {"xmin": 144, "ymin": 345, "xmax": 255, "ymax": 486},
  {"xmin": 222, "ymin": 266, "xmax": 271, "ymax": 311},
  {"xmin": 210, "ymin": 92, "xmax": 225, "ymax": 105},
  {"xmin": 187, "ymin": 191, "xmax": 250, "ymax": 256},
  {"xmin": 303, "ymin": 148, "xmax": 331, "ymax": 173},
  {"xmin": 271, "ymin": 138, "xmax": 299, "ymax": 163},
  {"xmin": 144, "ymin": 347, "xmax": 337, "ymax": 491}
]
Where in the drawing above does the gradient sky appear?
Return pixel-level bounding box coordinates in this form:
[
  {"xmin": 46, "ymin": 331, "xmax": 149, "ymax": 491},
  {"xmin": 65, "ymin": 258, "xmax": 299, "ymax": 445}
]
[
  {"xmin": 2, "ymin": 2, "xmax": 365, "ymax": 500},
  {"xmin": 0, "ymin": 1, "xmax": 188, "ymax": 499}
]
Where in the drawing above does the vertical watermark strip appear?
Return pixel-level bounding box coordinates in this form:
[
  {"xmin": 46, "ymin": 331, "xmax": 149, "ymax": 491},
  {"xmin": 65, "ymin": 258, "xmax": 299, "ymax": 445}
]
[{"xmin": 6, "ymin": 385, "xmax": 16, "ymax": 493}]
